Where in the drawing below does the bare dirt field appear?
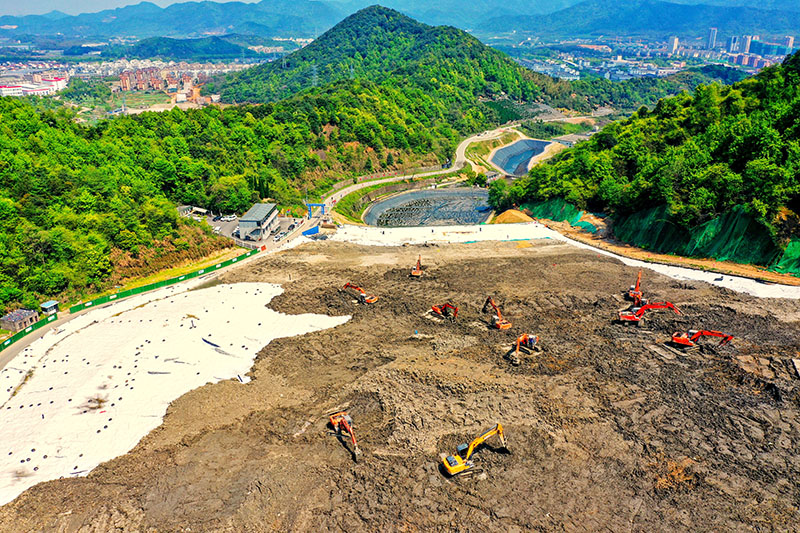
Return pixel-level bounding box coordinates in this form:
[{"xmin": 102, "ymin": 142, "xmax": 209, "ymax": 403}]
[{"xmin": 1, "ymin": 240, "xmax": 799, "ymax": 532}]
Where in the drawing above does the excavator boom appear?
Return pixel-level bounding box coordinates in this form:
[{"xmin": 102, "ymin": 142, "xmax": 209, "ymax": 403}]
[
  {"xmin": 329, "ymin": 411, "xmax": 359, "ymax": 457},
  {"xmin": 670, "ymin": 329, "xmax": 733, "ymax": 349},
  {"xmin": 342, "ymin": 282, "xmax": 378, "ymax": 304},
  {"xmin": 441, "ymin": 423, "xmax": 507, "ymax": 476},
  {"xmin": 432, "ymin": 303, "xmax": 458, "ymax": 320},
  {"xmin": 618, "ymin": 301, "xmax": 680, "ymax": 324},
  {"xmin": 626, "ymin": 270, "xmax": 644, "ymax": 303},
  {"xmin": 410, "ymin": 255, "xmax": 423, "ymax": 277},
  {"xmin": 483, "ymin": 296, "xmax": 512, "ymax": 330}
]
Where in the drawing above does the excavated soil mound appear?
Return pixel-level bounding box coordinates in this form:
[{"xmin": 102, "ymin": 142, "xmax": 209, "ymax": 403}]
[
  {"xmin": 493, "ymin": 209, "xmax": 533, "ymax": 224},
  {"xmin": 1, "ymin": 240, "xmax": 799, "ymax": 532}
]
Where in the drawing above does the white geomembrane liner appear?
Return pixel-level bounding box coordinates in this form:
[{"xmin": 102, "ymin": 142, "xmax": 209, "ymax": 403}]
[
  {"xmin": 332, "ymin": 222, "xmax": 800, "ymax": 299},
  {"xmin": 0, "ymin": 282, "xmax": 350, "ymax": 505}
]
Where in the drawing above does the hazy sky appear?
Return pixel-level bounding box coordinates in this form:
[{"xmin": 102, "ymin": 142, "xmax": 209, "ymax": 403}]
[{"xmin": 0, "ymin": 0, "xmax": 261, "ymax": 17}]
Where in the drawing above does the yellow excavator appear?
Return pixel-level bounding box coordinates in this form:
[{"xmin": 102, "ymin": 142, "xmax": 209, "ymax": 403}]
[{"xmin": 440, "ymin": 423, "xmax": 508, "ymax": 476}]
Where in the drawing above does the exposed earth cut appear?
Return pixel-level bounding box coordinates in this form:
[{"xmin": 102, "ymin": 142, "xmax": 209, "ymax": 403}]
[{"xmin": 1, "ymin": 240, "xmax": 799, "ymax": 532}]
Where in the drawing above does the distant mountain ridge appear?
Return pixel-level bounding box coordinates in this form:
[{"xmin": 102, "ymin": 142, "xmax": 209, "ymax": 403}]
[
  {"xmin": 4, "ymin": 0, "xmax": 799, "ymax": 41},
  {"xmin": 668, "ymin": 0, "xmax": 800, "ymax": 12},
  {"xmin": 0, "ymin": 0, "xmax": 344, "ymax": 39},
  {"xmin": 486, "ymin": 0, "xmax": 800, "ymax": 38}
]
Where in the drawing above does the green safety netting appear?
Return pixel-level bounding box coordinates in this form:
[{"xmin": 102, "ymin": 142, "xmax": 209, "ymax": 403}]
[
  {"xmin": 574, "ymin": 221, "xmax": 598, "ymax": 234},
  {"xmin": 685, "ymin": 206, "xmax": 779, "ymax": 265},
  {"xmin": 770, "ymin": 238, "xmax": 800, "ymax": 275},
  {"xmin": 613, "ymin": 205, "xmax": 689, "ymax": 254},
  {"xmin": 532, "ymin": 199, "xmax": 798, "ymax": 276},
  {"xmin": 521, "ymin": 198, "xmax": 584, "ymax": 225},
  {"xmin": 614, "ymin": 205, "xmax": 782, "ymax": 267}
]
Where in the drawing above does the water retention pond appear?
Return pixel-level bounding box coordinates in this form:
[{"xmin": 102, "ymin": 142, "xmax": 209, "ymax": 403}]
[
  {"xmin": 491, "ymin": 139, "xmax": 551, "ymax": 176},
  {"xmin": 363, "ymin": 188, "xmax": 491, "ymax": 227}
]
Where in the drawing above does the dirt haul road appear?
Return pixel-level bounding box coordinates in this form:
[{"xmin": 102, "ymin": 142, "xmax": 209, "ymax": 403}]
[{"xmin": 1, "ymin": 240, "xmax": 799, "ymax": 532}]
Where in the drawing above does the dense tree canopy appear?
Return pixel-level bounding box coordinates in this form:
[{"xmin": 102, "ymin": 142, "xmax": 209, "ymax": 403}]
[
  {"xmin": 0, "ymin": 74, "xmax": 482, "ymax": 312},
  {"xmin": 494, "ymin": 52, "xmax": 800, "ymax": 241},
  {"xmin": 211, "ymin": 6, "xmax": 746, "ymax": 115}
]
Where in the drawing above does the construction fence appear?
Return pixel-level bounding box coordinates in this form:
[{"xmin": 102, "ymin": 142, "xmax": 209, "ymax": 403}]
[
  {"xmin": 1, "ymin": 313, "xmax": 59, "ymax": 354},
  {"xmin": 68, "ymin": 247, "xmax": 263, "ymax": 314}
]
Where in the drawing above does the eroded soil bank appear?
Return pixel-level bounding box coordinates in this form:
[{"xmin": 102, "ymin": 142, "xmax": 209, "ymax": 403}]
[{"xmin": 1, "ymin": 240, "xmax": 799, "ymax": 532}]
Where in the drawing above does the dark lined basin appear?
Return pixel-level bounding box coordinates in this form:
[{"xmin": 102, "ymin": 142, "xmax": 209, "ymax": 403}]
[
  {"xmin": 363, "ymin": 188, "xmax": 490, "ymax": 227},
  {"xmin": 491, "ymin": 139, "xmax": 550, "ymax": 176}
]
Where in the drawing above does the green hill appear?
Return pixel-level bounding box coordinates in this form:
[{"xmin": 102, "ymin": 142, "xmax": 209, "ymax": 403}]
[
  {"xmin": 493, "ymin": 53, "xmax": 800, "ymax": 272},
  {"xmin": 211, "ymin": 5, "xmax": 745, "ymax": 113},
  {"xmin": 112, "ymin": 36, "xmax": 254, "ymax": 60},
  {"xmin": 212, "ymin": 5, "xmax": 557, "ymax": 104}
]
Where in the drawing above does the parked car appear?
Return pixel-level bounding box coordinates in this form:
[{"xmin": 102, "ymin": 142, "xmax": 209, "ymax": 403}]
[
  {"xmin": 287, "ymin": 223, "xmax": 296, "ymax": 231},
  {"xmin": 212, "ymin": 215, "xmax": 222, "ymax": 221}
]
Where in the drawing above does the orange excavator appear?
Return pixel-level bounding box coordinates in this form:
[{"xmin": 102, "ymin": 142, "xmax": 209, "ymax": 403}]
[
  {"xmin": 410, "ymin": 255, "xmax": 423, "ymax": 278},
  {"xmin": 431, "ymin": 303, "xmax": 458, "ymax": 321},
  {"xmin": 342, "ymin": 282, "xmax": 378, "ymax": 304},
  {"xmin": 483, "ymin": 296, "xmax": 512, "ymax": 330},
  {"xmin": 669, "ymin": 329, "xmax": 733, "ymax": 351},
  {"xmin": 625, "ymin": 270, "xmax": 646, "ymax": 307},
  {"xmin": 617, "ymin": 301, "xmax": 680, "ymax": 326},
  {"xmin": 329, "ymin": 411, "xmax": 360, "ymax": 461},
  {"xmin": 440, "ymin": 423, "xmax": 508, "ymax": 476},
  {"xmin": 507, "ymin": 333, "xmax": 539, "ymax": 365}
]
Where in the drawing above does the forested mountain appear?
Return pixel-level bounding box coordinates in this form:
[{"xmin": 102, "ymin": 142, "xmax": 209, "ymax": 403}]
[
  {"xmin": 325, "ymin": 0, "xmax": 580, "ymax": 28},
  {"xmin": 212, "ymin": 6, "xmax": 562, "ymax": 104},
  {"xmin": 64, "ymin": 35, "xmax": 300, "ymax": 61},
  {"xmin": 4, "ymin": 0, "xmax": 798, "ymax": 45},
  {"xmin": 211, "ymin": 6, "xmax": 744, "ymax": 111},
  {"xmin": 485, "ymin": 0, "xmax": 800, "ymax": 38},
  {"xmin": 119, "ymin": 36, "xmax": 252, "ymax": 60},
  {"xmin": 491, "ymin": 52, "xmax": 800, "ymax": 265}
]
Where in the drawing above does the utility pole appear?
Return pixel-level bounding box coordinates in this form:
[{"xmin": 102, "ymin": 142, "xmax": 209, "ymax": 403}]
[{"xmin": 311, "ymin": 63, "xmax": 319, "ymax": 88}]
